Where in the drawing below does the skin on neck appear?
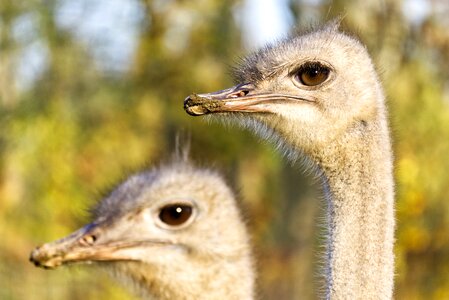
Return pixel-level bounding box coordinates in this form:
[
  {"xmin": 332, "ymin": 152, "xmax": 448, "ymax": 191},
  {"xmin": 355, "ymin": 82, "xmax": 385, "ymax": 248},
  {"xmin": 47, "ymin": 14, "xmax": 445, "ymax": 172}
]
[
  {"xmin": 267, "ymin": 113, "xmax": 395, "ymax": 300},
  {"xmin": 110, "ymin": 250, "xmax": 255, "ymax": 300},
  {"xmin": 320, "ymin": 126, "xmax": 394, "ymax": 299}
]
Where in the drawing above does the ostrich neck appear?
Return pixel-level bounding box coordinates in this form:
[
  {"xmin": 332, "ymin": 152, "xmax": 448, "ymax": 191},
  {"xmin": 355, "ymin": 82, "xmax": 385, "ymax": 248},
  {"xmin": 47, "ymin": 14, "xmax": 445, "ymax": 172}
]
[
  {"xmin": 315, "ymin": 123, "xmax": 395, "ymax": 300},
  {"xmin": 113, "ymin": 252, "xmax": 255, "ymax": 300},
  {"xmin": 270, "ymin": 117, "xmax": 395, "ymax": 300}
]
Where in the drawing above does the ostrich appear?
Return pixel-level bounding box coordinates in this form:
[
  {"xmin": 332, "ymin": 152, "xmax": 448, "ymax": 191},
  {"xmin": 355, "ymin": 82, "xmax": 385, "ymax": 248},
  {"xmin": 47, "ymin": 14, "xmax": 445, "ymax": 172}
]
[
  {"xmin": 30, "ymin": 160, "xmax": 255, "ymax": 300},
  {"xmin": 184, "ymin": 23, "xmax": 394, "ymax": 299}
]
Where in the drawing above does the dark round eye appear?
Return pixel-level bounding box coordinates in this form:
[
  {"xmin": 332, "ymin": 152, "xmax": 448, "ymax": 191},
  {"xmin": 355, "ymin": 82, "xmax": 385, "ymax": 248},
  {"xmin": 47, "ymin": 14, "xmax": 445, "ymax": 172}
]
[
  {"xmin": 295, "ymin": 62, "xmax": 330, "ymax": 86},
  {"xmin": 159, "ymin": 204, "xmax": 193, "ymax": 227}
]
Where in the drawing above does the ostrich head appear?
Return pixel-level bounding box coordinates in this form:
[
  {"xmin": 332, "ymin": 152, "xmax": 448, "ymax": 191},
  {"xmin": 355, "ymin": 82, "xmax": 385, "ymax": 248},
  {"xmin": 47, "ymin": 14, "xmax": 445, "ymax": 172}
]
[
  {"xmin": 184, "ymin": 23, "xmax": 385, "ymax": 157},
  {"xmin": 30, "ymin": 162, "xmax": 254, "ymax": 299},
  {"xmin": 184, "ymin": 23, "xmax": 395, "ymax": 299}
]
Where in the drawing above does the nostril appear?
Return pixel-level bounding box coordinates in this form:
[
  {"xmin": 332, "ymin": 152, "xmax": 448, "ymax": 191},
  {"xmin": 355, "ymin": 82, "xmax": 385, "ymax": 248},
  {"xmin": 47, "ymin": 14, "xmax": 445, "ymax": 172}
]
[
  {"xmin": 80, "ymin": 234, "xmax": 97, "ymax": 246},
  {"xmin": 228, "ymin": 90, "xmax": 249, "ymax": 98}
]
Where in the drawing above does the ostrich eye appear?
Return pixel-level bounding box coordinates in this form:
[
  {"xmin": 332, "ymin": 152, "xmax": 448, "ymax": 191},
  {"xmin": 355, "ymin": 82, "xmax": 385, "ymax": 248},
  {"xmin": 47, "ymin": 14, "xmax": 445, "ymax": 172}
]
[
  {"xmin": 295, "ymin": 62, "xmax": 330, "ymax": 86},
  {"xmin": 159, "ymin": 204, "xmax": 193, "ymax": 227}
]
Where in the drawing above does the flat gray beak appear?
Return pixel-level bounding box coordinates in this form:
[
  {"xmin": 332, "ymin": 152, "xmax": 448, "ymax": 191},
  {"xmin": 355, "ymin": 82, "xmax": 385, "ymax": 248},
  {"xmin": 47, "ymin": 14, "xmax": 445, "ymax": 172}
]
[
  {"xmin": 183, "ymin": 83, "xmax": 259, "ymax": 116},
  {"xmin": 184, "ymin": 83, "xmax": 313, "ymax": 116},
  {"xmin": 30, "ymin": 222, "xmax": 173, "ymax": 270},
  {"xmin": 30, "ymin": 224, "xmax": 100, "ymax": 269}
]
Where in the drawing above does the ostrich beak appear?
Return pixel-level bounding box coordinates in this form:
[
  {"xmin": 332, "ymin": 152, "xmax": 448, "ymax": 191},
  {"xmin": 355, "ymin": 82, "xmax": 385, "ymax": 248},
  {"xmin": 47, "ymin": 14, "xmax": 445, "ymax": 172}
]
[
  {"xmin": 184, "ymin": 83, "xmax": 314, "ymax": 116},
  {"xmin": 29, "ymin": 223, "xmax": 170, "ymax": 269}
]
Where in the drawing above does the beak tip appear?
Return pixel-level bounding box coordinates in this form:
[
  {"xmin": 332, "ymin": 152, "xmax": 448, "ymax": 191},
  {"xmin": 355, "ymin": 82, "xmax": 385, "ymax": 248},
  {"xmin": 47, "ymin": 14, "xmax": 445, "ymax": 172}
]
[
  {"xmin": 29, "ymin": 246, "xmax": 61, "ymax": 270},
  {"xmin": 29, "ymin": 247, "xmax": 40, "ymax": 262},
  {"xmin": 183, "ymin": 95, "xmax": 210, "ymax": 116}
]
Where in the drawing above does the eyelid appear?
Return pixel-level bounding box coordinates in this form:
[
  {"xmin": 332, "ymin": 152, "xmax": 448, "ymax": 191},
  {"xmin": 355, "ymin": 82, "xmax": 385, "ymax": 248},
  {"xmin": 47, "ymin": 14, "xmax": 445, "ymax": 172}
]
[{"xmin": 289, "ymin": 61, "xmax": 332, "ymax": 77}]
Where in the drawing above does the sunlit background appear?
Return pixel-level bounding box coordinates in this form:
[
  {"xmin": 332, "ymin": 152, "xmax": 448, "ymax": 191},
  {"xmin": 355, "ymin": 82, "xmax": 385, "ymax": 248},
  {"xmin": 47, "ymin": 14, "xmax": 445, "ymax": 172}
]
[{"xmin": 1, "ymin": 0, "xmax": 449, "ymax": 299}]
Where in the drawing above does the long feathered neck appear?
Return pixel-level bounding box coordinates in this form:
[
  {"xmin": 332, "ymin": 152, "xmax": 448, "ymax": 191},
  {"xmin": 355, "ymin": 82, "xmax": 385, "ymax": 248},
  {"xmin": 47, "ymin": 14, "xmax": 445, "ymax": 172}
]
[
  {"xmin": 315, "ymin": 119, "xmax": 395, "ymax": 300},
  {"xmin": 250, "ymin": 112, "xmax": 395, "ymax": 299}
]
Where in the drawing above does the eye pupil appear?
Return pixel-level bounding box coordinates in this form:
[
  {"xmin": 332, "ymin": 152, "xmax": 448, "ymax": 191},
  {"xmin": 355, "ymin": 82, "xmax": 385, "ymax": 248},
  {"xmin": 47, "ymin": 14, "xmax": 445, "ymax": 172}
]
[
  {"xmin": 159, "ymin": 204, "xmax": 193, "ymax": 226},
  {"xmin": 296, "ymin": 62, "xmax": 330, "ymax": 86}
]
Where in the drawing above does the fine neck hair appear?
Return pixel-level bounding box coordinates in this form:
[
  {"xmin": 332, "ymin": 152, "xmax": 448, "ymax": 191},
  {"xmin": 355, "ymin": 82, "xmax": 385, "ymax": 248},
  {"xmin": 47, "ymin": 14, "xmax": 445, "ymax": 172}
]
[
  {"xmin": 254, "ymin": 105, "xmax": 395, "ymax": 299},
  {"xmin": 315, "ymin": 116, "xmax": 394, "ymax": 299},
  {"xmin": 108, "ymin": 246, "xmax": 255, "ymax": 300},
  {"xmin": 253, "ymin": 94, "xmax": 395, "ymax": 299}
]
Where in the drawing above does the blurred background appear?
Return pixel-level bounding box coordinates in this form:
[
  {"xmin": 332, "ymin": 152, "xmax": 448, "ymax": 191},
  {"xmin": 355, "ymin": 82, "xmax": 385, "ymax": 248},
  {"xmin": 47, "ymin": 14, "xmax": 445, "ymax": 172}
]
[{"xmin": 1, "ymin": 0, "xmax": 449, "ymax": 299}]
